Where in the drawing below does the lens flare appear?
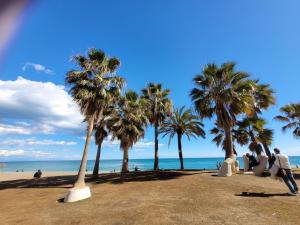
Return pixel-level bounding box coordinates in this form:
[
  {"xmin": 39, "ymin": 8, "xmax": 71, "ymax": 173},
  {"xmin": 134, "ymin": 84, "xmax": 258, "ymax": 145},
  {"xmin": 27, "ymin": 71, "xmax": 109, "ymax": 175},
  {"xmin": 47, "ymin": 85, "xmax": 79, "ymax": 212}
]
[{"xmin": 0, "ymin": 0, "xmax": 35, "ymax": 63}]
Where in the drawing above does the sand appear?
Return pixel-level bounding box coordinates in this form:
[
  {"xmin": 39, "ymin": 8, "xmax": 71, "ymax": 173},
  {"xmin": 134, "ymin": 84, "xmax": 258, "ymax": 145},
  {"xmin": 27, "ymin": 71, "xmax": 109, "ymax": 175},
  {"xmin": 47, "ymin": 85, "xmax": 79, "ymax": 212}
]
[
  {"xmin": 0, "ymin": 171, "xmax": 78, "ymax": 181},
  {"xmin": 0, "ymin": 170, "xmax": 299, "ymax": 225}
]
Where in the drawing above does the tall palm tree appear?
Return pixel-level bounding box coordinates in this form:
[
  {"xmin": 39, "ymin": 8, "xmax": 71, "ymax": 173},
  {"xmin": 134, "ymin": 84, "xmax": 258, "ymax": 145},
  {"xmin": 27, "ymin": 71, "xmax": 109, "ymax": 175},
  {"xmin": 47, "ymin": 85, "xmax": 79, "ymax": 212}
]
[
  {"xmin": 65, "ymin": 48, "xmax": 125, "ymax": 188},
  {"xmin": 141, "ymin": 83, "xmax": 172, "ymax": 170},
  {"xmin": 92, "ymin": 124, "xmax": 108, "ymax": 177},
  {"xmin": 274, "ymin": 103, "xmax": 300, "ymax": 138},
  {"xmin": 160, "ymin": 106, "xmax": 205, "ymax": 169},
  {"xmin": 108, "ymin": 91, "xmax": 148, "ymax": 174},
  {"xmin": 190, "ymin": 62, "xmax": 256, "ymax": 159}
]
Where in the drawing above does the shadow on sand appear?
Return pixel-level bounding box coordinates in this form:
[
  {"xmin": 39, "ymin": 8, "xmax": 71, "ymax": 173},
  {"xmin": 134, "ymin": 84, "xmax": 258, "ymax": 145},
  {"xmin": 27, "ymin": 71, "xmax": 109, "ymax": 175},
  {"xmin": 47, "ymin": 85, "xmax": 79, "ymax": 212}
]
[
  {"xmin": 235, "ymin": 192, "xmax": 292, "ymax": 198},
  {"xmin": 293, "ymin": 173, "xmax": 300, "ymax": 180},
  {"xmin": 0, "ymin": 170, "xmax": 203, "ymax": 190}
]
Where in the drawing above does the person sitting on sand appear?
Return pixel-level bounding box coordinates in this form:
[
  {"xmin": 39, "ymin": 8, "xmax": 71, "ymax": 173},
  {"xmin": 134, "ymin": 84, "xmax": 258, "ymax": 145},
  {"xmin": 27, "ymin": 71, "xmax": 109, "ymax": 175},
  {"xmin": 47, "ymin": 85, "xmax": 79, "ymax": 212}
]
[
  {"xmin": 134, "ymin": 166, "xmax": 139, "ymax": 172},
  {"xmin": 33, "ymin": 169, "xmax": 42, "ymax": 178},
  {"xmin": 274, "ymin": 148, "xmax": 298, "ymax": 196},
  {"xmin": 245, "ymin": 153, "xmax": 259, "ymax": 170}
]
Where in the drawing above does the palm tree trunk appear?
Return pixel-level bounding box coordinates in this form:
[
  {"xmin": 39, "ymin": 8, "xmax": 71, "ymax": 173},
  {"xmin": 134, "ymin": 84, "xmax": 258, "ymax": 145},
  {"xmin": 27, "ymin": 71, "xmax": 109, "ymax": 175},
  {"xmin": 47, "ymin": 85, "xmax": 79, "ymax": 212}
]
[
  {"xmin": 73, "ymin": 114, "xmax": 95, "ymax": 189},
  {"xmin": 262, "ymin": 141, "xmax": 271, "ymax": 159},
  {"xmin": 154, "ymin": 121, "xmax": 159, "ymax": 170},
  {"xmin": 224, "ymin": 124, "xmax": 234, "ymax": 159},
  {"xmin": 249, "ymin": 131, "xmax": 262, "ymax": 155},
  {"xmin": 177, "ymin": 133, "xmax": 184, "ymax": 170},
  {"xmin": 121, "ymin": 147, "xmax": 129, "ymax": 174},
  {"xmin": 92, "ymin": 143, "xmax": 102, "ymax": 178}
]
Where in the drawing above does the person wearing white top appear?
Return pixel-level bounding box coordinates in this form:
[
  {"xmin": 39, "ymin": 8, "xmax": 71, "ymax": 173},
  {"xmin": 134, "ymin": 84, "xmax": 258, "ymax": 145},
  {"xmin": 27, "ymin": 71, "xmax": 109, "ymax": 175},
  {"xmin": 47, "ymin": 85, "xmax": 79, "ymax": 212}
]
[{"xmin": 274, "ymin": 148, "xmax": 298, "ymax": 195}]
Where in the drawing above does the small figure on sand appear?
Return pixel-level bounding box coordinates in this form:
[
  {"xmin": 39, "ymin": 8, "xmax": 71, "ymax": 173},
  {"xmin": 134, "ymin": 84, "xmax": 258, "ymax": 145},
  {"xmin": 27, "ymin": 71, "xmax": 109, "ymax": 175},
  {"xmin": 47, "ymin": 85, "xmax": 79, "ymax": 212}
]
[
  {"xmin": 134, "ymin": 165, "xmax": 140, "ymax": 172},
  {"xmin": 33, "ymin": 169, "xmax": 42, "ymax": 178}
]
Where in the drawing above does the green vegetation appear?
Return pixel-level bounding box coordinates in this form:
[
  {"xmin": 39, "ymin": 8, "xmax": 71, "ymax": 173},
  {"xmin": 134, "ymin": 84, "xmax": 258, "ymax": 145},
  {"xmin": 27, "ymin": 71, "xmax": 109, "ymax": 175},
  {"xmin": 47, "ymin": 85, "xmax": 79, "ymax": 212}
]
[
  {"xmin": 108, "ymin": 91, "xmax": 148, "ymax": 174},
  {"xmin": 160, "ymin": 107, "xmax": 205, "ymax": 169},
  {"xmin": 274, "ymin": 103, "xmax": 300, "ymax": 138}
]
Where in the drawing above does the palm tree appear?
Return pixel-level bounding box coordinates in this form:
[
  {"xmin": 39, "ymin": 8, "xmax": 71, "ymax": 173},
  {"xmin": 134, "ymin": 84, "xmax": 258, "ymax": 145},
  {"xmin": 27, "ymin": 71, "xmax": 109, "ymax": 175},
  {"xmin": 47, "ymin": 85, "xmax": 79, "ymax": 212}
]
[
  {"xmin": 252, "ymin": 82, "xmax": 275, "ymax": 113},
  {"xmin": 160, "ymin": 106, "xmax": 205, "ymax": 169},
  {"xmin": 92, "ymin": 105, "xmax": 118, "ymax": 178},
  {"xmin": 210, "ymin": 122, "xmax": 249, "ymax": 153},
  {"xmin": 141, "ymin": 83, "xmax": 172, "ymax": 170},
  {"xmin": 65, "ymin": 48, "xmax": 125, "ymax": 189},
  {"xmin": 245, "ymin": 81, "xmax": 275, "ymax": 156},
  {"xmin": 108, "ymin": 91, "xmax": 148, "ymax": 174},
  {"xmin": 190, "ymin": 62, "xmax": 256, "ymax": 159},
  {"xmin": 92, "ymin": 124, "xmax": 108, "ymax": 177},
  {"xmin": 236, "ymin": 117, "xmax": 273, "ymax": 157},
  {"xmin": 274, "ymin": 103, "xmax": 300, "ymax": 138},
  {"xmin": 258, "ymin": 128, "xmax": 273, "ymax": 158}
]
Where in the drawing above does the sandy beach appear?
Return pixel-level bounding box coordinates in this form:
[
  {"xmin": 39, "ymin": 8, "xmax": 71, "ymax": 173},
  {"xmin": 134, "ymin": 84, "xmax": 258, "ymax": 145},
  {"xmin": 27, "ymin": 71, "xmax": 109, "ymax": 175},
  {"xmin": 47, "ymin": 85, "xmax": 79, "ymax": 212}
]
[
  {"xmin": 0, "ymin": 170, "xmax": 300, "ymax": 225},
  {"xmin": 0, "ymin": 171, "xmax": 78, "ymax": 182}
]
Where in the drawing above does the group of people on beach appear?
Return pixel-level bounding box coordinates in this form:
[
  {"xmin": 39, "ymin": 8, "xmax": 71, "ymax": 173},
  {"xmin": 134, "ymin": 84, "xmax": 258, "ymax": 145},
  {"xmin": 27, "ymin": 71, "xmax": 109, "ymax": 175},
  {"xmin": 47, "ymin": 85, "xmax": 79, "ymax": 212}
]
[{"xmin": 244, "ymin": 147, "xmax": 298, "ymax": 196}]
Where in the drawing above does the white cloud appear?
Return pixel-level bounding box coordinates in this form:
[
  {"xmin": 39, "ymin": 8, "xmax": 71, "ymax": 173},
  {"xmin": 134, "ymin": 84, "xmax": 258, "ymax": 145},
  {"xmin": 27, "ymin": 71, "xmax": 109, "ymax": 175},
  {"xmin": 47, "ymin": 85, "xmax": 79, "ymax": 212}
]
[
  {"xmin": 101, "ymin": 135, "xmax": 163, "ymax": 149},
  {"xmin": 22, "ymin": 62, "xmax": 54, "ymax": 74},
  {"xmin": 0, "ymin": 138, "xmax": 76, "ymax": 146},
  {"xmin": 0, "ymin": 149, "xmax": 55, "ymax": 158},
  {"xmin": 0, "ymin": 76, "xmax": 84, "ymax": 135},
  {"xmin": 0, "ymin": 149, "xmax": 24, "ymax": 156},
  {"xmin": 0, "ymin": 123, "xmax": 31, "ymax": 135}
]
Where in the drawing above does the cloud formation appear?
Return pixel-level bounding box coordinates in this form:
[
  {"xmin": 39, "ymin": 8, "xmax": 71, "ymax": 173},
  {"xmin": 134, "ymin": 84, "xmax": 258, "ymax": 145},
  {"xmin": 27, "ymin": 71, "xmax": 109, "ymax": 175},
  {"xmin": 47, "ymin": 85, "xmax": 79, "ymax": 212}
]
[
  {"xmin": 0, "ymin": 149, "xmax": 55, "ymax": 158},
  {"xmin": 22, "ymin": 62, "xmax": 54, "ymax": 74},
  {"xmin": 0, "ymin": 138, "xmax": 76, "ymax": 146},
  {"xmin": 0, "ymin": 76, "xmax": 84, "ymax": 135},
  {"xmin": 101, "ymin": 135, "xmax": 163, "ymax": 149},
  {"xmin": 0, "ymin": 123, "xmax": 31, "ymax": 135}
]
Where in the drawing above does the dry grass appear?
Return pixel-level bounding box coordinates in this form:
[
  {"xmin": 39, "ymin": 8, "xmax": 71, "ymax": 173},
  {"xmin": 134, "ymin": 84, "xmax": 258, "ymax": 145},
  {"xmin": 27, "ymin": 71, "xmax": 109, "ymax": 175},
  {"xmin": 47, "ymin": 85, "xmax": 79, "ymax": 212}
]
[{"xmin": 0, "ymin": 170, "xmax": 299, "ymax": 225}]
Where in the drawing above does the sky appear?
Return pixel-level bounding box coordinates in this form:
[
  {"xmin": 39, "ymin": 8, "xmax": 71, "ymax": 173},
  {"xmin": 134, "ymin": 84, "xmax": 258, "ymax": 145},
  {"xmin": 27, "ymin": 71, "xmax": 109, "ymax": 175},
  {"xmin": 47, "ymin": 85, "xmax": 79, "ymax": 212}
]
[{"xmin": 0, "ymin": 0, "xmax": 299, "ymax": 161}]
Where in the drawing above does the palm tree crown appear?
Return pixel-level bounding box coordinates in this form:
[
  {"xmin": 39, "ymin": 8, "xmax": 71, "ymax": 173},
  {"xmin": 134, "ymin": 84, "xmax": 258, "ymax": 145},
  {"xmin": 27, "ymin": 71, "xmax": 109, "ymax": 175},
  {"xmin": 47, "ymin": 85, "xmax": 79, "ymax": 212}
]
[
  {"xmin": 252, "ymin": 82, "xmax": 275, "ymax": 113},
  {"xmin": 161, "ymin": 107, "xmax": 205, "ymax": 145},
  {"xmin": 210, "ymin": 123, "xmax": 249, "ymax": 153},
  {"xmin": 141, "ymin": 83, "xmax": 172, "ymax": 125},
  {"xmin": 236, "ymin": 117, "xmax": 273, "ymax": 156},
  {"xmin": 190, "ymin": 62, "xmax": 256, "ymax": 158},
  {"xmin": 66, "ymin": 48, "xmax": 125, "ymax": 119},
  {"xmin": 274, "ymin": 103, "xmax": 300, "ymax": 138}
]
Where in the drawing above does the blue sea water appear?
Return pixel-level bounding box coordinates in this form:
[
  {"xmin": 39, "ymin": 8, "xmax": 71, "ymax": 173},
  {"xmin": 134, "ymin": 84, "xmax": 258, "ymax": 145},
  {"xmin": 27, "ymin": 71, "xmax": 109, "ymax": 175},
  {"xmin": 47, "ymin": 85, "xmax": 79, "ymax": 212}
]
[{"xmin": 1, "ymin": 157, "xmax": 300, "ymax": 173}]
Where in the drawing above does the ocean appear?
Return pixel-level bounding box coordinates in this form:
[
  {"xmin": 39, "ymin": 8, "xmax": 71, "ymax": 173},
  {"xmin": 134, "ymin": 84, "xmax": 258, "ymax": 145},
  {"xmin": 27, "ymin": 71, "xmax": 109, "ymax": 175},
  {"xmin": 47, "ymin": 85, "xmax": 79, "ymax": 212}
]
[{"xmin": 1, "ymin": 157, "xmax": 300, "ymax": 173}]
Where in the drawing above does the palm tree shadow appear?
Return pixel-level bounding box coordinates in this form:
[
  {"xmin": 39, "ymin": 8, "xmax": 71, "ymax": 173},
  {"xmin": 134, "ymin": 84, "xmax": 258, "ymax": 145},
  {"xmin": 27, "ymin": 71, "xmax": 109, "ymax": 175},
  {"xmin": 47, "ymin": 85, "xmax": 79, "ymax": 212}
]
[
  {"xmin": 0, "ymin": 170, "xmax": 200, "ymax": 190},
  {"xmin": 0, "ymin": 175, "xmax": 76, "ymax": 190},
  {"xmin": 92, "ymin": 170, "xmax": 198, "ymax": 184},
  {"xmin": 235, "ymin": 192, "xmax": 291, "ymax": 198}
]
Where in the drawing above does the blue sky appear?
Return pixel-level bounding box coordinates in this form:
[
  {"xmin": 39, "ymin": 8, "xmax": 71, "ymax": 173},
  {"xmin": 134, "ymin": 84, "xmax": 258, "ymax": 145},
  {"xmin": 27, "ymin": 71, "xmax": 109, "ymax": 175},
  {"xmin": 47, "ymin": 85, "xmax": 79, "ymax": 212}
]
[{"xmin": 0, "ymin": 0, "xmax": 299, "ymax": 161}]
